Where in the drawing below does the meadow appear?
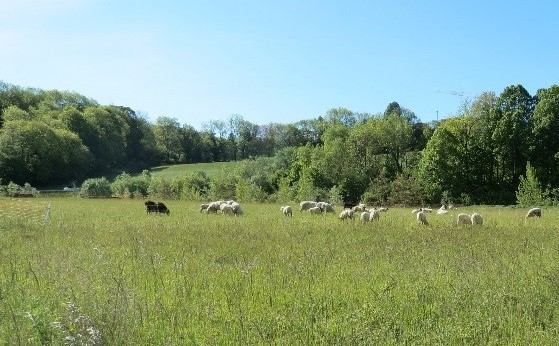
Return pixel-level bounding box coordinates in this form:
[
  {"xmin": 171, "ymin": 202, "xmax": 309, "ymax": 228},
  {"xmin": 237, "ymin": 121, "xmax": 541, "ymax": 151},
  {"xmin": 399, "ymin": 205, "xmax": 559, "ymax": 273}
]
[
  {"xmin": 1, "ymin": 197, "xmax": 559, "ymax": 345},
  {"xmin": 147, "ymin": 162, "xmax": 240, "ymax": 179}
]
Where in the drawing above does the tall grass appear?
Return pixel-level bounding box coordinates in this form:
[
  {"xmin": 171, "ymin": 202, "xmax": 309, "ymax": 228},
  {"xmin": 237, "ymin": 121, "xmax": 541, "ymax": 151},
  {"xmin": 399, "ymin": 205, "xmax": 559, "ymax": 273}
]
[{"xmin": 1, "ymin": 198, "xmax": 558, "ymax": 344}]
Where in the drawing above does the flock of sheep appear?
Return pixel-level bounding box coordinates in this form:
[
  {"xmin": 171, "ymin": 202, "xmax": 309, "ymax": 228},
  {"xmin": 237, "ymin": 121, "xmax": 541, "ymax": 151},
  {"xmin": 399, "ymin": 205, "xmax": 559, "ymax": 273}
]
[
  {"xmin": 412, "ymin": 205, "xmax": 543, "ymax": 226},
  {"xmin": 157, "ymin": 199, "xmax": 544, "ymax": 226},
  {"xmin": 280, "ymin": 201, "xmax": 389, "ymax": 222},
  {"xmin": 283, "ymin": 201, "xmax": 544, "ymax": 227},
  {"xmin": 199, "ymin": 200, "xmax": 244, "ymax": 216}
]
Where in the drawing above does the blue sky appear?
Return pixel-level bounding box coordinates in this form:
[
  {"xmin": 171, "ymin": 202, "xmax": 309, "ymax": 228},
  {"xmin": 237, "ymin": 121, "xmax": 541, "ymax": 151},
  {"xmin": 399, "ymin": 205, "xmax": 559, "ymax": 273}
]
[{"xmin": 1, "ymin": 0, "xmax": 557, "ymax": 130}]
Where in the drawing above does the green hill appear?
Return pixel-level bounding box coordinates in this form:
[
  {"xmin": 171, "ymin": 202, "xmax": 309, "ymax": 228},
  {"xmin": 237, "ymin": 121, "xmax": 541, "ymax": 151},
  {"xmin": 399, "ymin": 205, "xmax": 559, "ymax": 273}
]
[{"xmin": 147, "ymin": 161, "xmax": 240, "ymax": 178}]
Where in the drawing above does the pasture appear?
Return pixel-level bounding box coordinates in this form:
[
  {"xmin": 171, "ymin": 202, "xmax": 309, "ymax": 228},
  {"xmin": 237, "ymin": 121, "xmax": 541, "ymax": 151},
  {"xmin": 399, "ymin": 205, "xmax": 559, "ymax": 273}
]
[
  {"xmin": 147, "ymin": 161, "xmax": 239, "ymax": 179},
  {"xmin": 1, "ymin": 198, "xmax": 559, "ymax": 344}
]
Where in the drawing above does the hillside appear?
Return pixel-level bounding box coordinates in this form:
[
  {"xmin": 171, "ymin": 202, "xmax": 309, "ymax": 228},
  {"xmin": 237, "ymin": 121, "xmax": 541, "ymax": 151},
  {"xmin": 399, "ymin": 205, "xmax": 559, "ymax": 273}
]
[{"xmin": 146, "ymin": 161, "xmax": 240, "ymax": 179}]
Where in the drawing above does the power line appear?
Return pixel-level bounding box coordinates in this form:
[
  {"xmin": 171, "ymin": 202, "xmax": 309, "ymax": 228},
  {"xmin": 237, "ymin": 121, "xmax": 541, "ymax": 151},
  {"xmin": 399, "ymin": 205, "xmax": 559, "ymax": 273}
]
[{"xmin": 437, "ymin": 90, "xmax": 465, "ymax": 97}]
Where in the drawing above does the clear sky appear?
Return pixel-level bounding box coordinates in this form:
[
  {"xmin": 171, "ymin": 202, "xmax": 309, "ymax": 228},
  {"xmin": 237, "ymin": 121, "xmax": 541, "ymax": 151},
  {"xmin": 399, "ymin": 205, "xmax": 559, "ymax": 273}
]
[{"xmin": 1, "ymin": 0, "xmax": 557, "ymax": 130}]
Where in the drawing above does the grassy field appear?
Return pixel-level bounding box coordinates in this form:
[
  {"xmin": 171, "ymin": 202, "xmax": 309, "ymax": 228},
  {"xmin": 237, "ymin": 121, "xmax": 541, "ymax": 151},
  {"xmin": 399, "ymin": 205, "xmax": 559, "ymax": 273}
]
[
  {"xmin": 1, "ymin": 198, "xmax": 559, "ymax": 344},
  {"xmin": 147, "ymin": 161, "xmax": 240, "ymax": 179}
]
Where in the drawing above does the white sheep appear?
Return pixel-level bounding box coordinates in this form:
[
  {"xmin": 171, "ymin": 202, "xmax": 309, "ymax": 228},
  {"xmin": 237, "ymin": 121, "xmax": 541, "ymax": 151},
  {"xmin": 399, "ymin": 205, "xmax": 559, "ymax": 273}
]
[
  {"xmin": 422, "ymin": 208, "xmax": 433, "ymax": 213},
  {"xmin": 308, "ymin": 206, "xmax": 323, "ymax": 215},
  {"xmin": 319, "ymin": 202, "xmax": 335, "ymax": 213},
  {"xmin": 352, "ymin": 203, "xmax": 367, "ymax": 212},
  {"xmin": 281, "ymin": 205, "xmax": 293, "ymax": 217},
  {"xmin": 457, "ymin": 213, "xmax": 472, "ymax": 225},
  {"xmin": 206, "ymin": 201, "xmax": 222, "ymax": 213},
  {"xmin": 471, "ymin": 213, "xmax": 483, "ymax": 225},
  {"xmin": 220, "ymin": 204, "xmax": 235, "ymax": 215},
  {"xmin": 525, "ymin": 207, "xmax": 542, "ymax": 219},
  {"xmin": 417, "ymin": 211, "xmax": 429, "ymax": 225},
  {"xmin": 378, "ymin": 207, "xmax": 389, "ymax": 212},
  {"xmin": 339, "ymin": 209, "xmax": 354, "ymax": 221},
  {"xmin": 411, "ymin": 208, "xmax": 423, "ymax": 214},
  {"xmin": 360, "ymin": 211, "xmax": 370, "ymax": 222},
  {"xmin": 369, "ymin": 208, "xmax": 380, "ymax": 221},
  {"xmin": 231, "ymin": 203, "xmax": 243, "ymax": 216},
  {"xmin": 299, "ymin": 201, "xmax": 317, "ymax": 212}
]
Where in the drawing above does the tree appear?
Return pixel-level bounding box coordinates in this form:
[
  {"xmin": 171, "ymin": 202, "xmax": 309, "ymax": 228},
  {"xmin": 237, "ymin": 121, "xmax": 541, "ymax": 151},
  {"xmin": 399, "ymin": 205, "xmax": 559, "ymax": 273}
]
[
  {"xmin": 516, "ymin": 162, "xmax": 545, "ymax": 205},
  {"xmin": 107, "ymin": 106, "xmax": 162, "ymax": 170},
  {"xmin": 374, "ymin": 114, "xmax": 414, "ymax": 176},
  {"xmin": 81, "ymin": 106, "xmax": 129, "ymax": 170},
  {"xmin": 530, "ymin": 85, "xmax": 559, "ymax": 188},
  {"xmin": 489, "ymin": 85, "xmax": 535, "ymax": 201},
  {"xmin": 0, "ymin": 120, "xmax": 91, "ymax": 185},
  {"xmin": 2, "ymin": 105, "xmax": 35, "ymax": 121},
  {"xmin": 153, "ymin": 116, "xmax": 183, "ymax": 163},
  {"xmin": 181, "ymin": 125, "xmax": 204, "ymax": 163},
  {"xmin": 326, "ymin": 107, "xmax": 357, "ymax": 127},
  {"xmin": 417, "ymin": 115, "xmax": 492, "ymax": 204}
]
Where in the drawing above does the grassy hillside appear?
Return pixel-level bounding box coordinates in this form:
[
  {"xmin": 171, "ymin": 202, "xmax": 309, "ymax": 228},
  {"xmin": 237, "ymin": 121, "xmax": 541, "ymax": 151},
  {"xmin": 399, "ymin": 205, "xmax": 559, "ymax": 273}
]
[
  {"xmin": 1, "ymin": 199, "xmax": 559, "ymax": 344},
  {"xmin": 147, "ymin": 161, "xmax": 240, "ymax": 178}
]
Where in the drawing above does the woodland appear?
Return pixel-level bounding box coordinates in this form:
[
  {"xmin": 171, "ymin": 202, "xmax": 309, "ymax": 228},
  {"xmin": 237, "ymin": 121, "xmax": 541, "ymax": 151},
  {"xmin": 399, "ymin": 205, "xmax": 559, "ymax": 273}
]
[{"xmin": 1, "ymin": 81, "xmax": 558, "ymax": 206}]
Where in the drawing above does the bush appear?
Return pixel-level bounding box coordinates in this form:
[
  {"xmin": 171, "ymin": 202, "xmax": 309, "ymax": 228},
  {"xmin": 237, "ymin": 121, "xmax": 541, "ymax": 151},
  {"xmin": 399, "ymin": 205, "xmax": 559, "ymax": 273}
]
[
  {"xmin": 148, "ymin": 178, "xmax": 173, "ymax": 199},
  {"xmin": 79, "ymin": 178, "xmax": 112, "ymax": 198},
  {"xmin": 179, "ymin": 171, "xmax": 210, "ymax": 200},
  {"xmin": 111, "ymin": 172, "xmax": 150, "ymax": 198},
  {"xmin": 388, "ymin": 174, "xmax": 424, "ymax": 206},
  {"xmin": 208, "ymin": 171, "xmax": 237, "ymax": 201},
  {"xmin": 3, "ymin": 181, "xmax": 39, "ymax": 197}
]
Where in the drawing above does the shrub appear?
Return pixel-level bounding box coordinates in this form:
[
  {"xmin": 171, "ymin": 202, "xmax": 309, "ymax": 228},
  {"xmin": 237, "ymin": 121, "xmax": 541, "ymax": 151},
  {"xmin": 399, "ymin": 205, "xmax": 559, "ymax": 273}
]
[
  {"xmin": 79, "ymin": 178, "xmax": 112, "ymax": 198},
  {"xmin": 179, "ymin": 171, "xmax": 210, "ymax": 200},
  {"xmin": 208, "ymin": 170, "xmax": 237, "ymax": 201},
  {"xmin": 148, "ymin": 177, "xmax": 173, "ymax": 199},
  {"xmin": 4, "ymin": 181, "xmax": 39, "ymax": 197},
  {"xmin": 111, "ymin": 172, "xmax": 150, "ymax": 198}
]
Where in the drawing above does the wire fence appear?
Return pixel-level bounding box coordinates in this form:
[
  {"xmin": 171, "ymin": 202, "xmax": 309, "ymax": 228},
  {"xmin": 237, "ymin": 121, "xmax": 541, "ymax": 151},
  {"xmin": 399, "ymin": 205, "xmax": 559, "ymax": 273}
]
[{"xmin": 0, "ymin": 199, "xmax": 52, "ymax": 225}]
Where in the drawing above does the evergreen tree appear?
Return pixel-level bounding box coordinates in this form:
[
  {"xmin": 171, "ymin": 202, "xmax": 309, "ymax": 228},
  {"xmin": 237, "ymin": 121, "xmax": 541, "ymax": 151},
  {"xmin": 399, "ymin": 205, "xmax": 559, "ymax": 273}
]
[{"xmin": 516, "ymin": 162, "xmax": 545, "ymax": 205}]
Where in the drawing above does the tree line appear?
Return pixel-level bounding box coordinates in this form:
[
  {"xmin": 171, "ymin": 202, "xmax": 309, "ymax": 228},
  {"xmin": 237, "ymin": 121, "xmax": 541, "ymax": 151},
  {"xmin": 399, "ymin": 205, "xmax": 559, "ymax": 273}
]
[{"xmin": 1, "ymin": 81, "xmax": 557, "ymax": 206}]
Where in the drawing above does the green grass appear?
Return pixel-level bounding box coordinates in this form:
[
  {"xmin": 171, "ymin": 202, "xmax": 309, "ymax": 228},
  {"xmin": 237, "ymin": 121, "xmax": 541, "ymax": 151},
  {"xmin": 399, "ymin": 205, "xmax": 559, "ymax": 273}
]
[
  {"xmin": 1, "ymin": 199, "xmax": 559, "ymax": 344},
  {"xmin": 147, "ymin": 161, "xmax": 240, "ymax": 179}
]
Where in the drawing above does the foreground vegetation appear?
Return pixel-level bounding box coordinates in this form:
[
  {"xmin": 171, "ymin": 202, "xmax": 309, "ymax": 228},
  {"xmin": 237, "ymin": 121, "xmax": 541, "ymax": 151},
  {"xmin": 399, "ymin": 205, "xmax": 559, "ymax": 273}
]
[{"xmin": 1, "ymin": 197, "xmax": 559, "ymax": 344}]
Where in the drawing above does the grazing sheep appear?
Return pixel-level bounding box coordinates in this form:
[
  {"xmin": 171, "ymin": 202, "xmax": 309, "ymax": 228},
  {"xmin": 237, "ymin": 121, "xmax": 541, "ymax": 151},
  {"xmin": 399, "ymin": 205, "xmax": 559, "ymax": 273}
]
[
  {"xmin": 360, "ymin": 211, "xmax": 370, "ymax": 222},
  {"xmin": 525, "ymin": 207, "xmax": 542, "ymax": 219},
  {"xmin": 369, "ymin": 208, "xmax": 380, "ymax": 221},
  {"xmin": 308, "ymin": 206, "xmax": 323, "ymax": 215},
  {"xmin": 352, "ymin": 203, "xmax": 367, "ymax": 212},
  {"xmin": 411, "ymin": 208, "xmax": 423, "ymax": 214},
  {"xmin": 422, "ymin": 208, "xmax": 433, "ymax": 213},
  {"xmin": 145, "ymin": 201, "xmax": 170, "ymax": 215},
  {"xmin": 318, "ymin": 202, "xmax": 335, "ymax": 213},
  {"xmin": 339, "ymin": 209, "xmax": 354, "ymax": 221},
  {"xmin": 378, "ymin": 207, "xmax": 389, "ymax": 212},
  {"xmin": 281, "ymin": 205, "xmax": 292, "ymax": 217},
  {"xmin": 471, "ymin": 213, "xmax": 483, "ymax": 225},
  {"xmin": 231, "ymin": 203, "xmax": 243, "ymax": 216},
  {"xmin": 299, "ymin": 201, "xmax": 318, "ymax": 212},
  {"xmin": 416, "ymin": 211, "xmax": 428, "ymax": 225},
  {"xmin": 206, "ymin": 201, "xmax": 221, "ymax": 214},
  {"xmin": 199, "ymin": 203, "xmax": 210, "ymax": 212},
  {"xmin": 457, "ymin": 213, "xmax": 472, "ymax": 225},
  {"xmin": 220, "ymin": 204, "xmax": 235, "ymax": 215}
]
